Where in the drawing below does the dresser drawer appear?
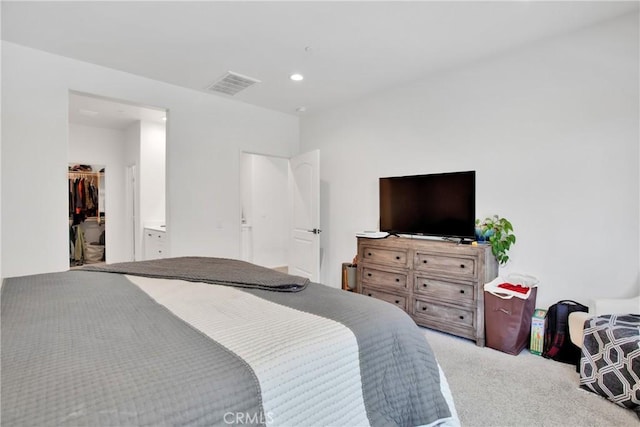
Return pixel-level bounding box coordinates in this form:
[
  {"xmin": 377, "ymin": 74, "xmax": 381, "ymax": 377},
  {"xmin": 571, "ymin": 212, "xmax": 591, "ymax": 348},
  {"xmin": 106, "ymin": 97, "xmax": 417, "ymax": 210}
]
[
  {"xmin": 414, "ymin": 275, "xmax": 475, "ymax": 304},
  {"xmin": 362, "ymin": 287, "xmax": 407, "ymax": 311},
  {"xmin": 361, "ymin": 266, "xmax": 408, "ymax": 290},
  {"xmin": 414, "ymin": 252, "xmax": 476, "ymax": 278},
  {"xmin": 413, "ymin": 299, "xmax": 474, "ymax": 328},
  {"xmin": 361, "ymin": 246, "xmax": 408, "ymax": 268}
]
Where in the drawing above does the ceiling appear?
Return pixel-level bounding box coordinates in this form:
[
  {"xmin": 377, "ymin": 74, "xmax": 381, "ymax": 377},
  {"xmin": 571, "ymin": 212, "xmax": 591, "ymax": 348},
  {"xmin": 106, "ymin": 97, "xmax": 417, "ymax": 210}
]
[
  {"xmin": 69, "ymin": 92, "xmax": 167, "ymax": 130},
  {"xmin": 3, "ymin": 1, "xmax": 639, "ymax": 117}
]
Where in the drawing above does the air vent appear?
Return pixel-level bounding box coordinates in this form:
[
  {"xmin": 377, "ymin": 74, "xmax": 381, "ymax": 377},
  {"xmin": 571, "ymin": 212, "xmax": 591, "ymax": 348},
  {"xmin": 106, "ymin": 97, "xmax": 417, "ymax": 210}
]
[{"xmin": 207, "ymin": 71, "xmax": 261, "ymax": 96}]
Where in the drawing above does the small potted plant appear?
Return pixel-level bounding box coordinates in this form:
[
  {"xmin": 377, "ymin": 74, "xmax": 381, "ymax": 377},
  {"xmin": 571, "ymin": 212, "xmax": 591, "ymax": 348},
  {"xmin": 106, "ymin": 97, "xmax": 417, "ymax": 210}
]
[{"xmin": 475, "ymin": 215, "xmax": 516, "ymax": 265}]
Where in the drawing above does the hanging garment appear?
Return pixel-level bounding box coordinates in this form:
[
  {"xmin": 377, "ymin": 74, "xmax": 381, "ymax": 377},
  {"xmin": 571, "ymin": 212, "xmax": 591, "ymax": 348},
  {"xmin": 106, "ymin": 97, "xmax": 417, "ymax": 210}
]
[
  {"xmin": 69, "ymin": 226, "xmax": 76, "ymax": 259},
  {"xmin": 69, "ymin": 175, "xmax": 100, "ymax": 219},
  {"xmin": 74, "ymin": 225, "xmax": 86, "ymax": 263}
]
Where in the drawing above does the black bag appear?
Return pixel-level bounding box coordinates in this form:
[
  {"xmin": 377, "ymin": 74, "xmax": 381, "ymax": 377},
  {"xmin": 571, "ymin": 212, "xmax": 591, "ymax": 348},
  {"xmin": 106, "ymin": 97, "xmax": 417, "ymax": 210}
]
[{"xmin": 542, "ymin": 300, "xmax": 588, "ymax": 364}]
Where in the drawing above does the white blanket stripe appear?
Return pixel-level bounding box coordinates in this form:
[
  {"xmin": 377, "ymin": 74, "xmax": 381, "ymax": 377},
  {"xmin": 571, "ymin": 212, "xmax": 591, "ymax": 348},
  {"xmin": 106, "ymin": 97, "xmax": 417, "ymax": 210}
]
[{"xmin": 127, "ymin": 275, "xmax": 370, "ymax": 427}]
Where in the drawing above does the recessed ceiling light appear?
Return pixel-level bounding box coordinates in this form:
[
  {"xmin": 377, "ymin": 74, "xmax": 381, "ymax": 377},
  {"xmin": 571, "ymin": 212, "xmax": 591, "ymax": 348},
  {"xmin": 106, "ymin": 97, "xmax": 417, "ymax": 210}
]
[
  {"xmin": 162, "ymin": 117, "xmax": 167, "ymax": 121},
  {"xmin": 290, "ymin": 73, "xmax": 304, "ymax": 82}
]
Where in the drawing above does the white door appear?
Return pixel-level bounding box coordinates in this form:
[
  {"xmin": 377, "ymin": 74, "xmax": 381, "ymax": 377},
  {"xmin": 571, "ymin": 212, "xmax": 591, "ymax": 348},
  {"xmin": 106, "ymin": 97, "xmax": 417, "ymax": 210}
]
[{"xmin": 288, "ymin": 150, "xmax": 320, "ymax": 282}]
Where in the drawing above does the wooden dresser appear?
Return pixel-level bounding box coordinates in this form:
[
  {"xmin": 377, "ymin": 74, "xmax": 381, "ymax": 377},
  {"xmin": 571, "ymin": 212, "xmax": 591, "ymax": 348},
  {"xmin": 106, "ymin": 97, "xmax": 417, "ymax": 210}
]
[{"xmin": 356, "ymin": 236, "xmax": 498, "ymax": 346}]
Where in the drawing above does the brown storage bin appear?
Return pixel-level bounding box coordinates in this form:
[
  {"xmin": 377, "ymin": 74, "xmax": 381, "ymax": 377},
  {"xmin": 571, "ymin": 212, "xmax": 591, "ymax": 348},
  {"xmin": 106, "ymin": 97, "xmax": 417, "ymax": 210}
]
[{"xmin": 485, "ymin": 286, "xmax": 538, "ymax": 355}]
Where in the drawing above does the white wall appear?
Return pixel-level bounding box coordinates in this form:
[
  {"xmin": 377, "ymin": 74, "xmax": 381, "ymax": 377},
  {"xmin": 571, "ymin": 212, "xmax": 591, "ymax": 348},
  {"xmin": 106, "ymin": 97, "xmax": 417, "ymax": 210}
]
[
  {"xmin": 301, "ymin": 13, "xmax": 640, "ymax": 308},
  {"xmin": 0, "ymin": 38, "xmax": 2, "ymax": 280},
  {"xmin": 1, "ymin": 41, "xmax": 299, "ymax": 278},
  {"xmin": 0, "ymin": 0, "xmax": 3, "ymax": 281},
  {"xmin": 139, "ymin": 119, "xmax": 166, "ymax": 260},
  {"xmin": 68, "ymin": 124, "xmax": 129, "ymax": 263},
  {"xmin": 140, "ymin": 121, "xmax": 166, "ymax": 228}
]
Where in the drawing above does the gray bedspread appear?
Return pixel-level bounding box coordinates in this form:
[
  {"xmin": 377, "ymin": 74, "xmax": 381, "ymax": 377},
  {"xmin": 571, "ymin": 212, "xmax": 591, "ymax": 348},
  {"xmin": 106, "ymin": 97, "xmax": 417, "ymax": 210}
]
[
  {"xmin": 2, "ymin": 271, "xmax": 264, "ymax": 426},
  {"xmin": 1, "ymin": 258, "xmax": 451, "ymax": 426},
  {"xmin": 81, "ymin": 256, "xmax": 309, "ymax": 291}
]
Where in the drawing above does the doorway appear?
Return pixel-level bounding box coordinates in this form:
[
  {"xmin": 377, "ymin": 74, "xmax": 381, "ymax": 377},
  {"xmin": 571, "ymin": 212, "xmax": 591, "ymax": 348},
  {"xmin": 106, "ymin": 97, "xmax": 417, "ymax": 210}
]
[
  {"xmin": 68, "ymin": 91, "xmax": 167, "ymax": 265},
  {"xmin": 240, "ymin": 152, "xmax": 289, "ymax": 269},
  {"xmin": 240, "ymin": 150, "xmax": 321, "ymax": 281},
  {"xmin": 68, "ymin": 164, "xmax": 105, "ymax": 266}
]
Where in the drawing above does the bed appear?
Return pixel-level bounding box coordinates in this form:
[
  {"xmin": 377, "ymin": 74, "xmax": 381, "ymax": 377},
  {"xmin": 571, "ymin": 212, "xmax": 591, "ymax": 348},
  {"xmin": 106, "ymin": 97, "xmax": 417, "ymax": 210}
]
[{"xmin": 1, "ymin": 257, "xmax": 458, "ymax": 426}]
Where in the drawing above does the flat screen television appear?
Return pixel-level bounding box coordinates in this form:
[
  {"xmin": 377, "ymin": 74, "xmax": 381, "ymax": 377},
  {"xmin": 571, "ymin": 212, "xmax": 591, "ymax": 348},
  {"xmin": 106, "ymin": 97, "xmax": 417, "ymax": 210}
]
[{"xmin": 379, "ymin": 171, "xmax": 476, "ymax": 239}]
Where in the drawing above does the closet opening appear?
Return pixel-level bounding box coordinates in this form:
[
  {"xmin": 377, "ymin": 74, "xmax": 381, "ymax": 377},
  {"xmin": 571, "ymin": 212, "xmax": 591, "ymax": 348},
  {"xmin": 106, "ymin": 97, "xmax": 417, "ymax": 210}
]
[{"xmin": 69, "ymin": 165, "xmax": 105, "ymax": 266}]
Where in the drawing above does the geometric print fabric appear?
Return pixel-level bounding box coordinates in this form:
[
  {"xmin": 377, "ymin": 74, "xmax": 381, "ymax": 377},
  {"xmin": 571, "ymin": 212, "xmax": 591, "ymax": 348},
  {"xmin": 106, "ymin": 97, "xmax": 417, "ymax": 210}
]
[{"xmin": 579, "ymin": 314, "xmax": 640, "ymax": 418}]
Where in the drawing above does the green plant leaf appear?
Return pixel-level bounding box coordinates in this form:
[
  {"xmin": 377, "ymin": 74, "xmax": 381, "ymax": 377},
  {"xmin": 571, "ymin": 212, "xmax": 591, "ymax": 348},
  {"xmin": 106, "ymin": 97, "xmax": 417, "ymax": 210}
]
[{"xmin": 480, "ymin": 214, "xmax": 516, "ymax": 265}]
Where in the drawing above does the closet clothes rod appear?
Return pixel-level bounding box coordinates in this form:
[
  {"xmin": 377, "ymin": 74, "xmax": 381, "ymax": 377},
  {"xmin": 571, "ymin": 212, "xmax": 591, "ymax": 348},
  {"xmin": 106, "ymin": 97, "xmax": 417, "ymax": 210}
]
[{"xmin": 68, "ymin": 171, "xmax": 103, "ymax": 178}]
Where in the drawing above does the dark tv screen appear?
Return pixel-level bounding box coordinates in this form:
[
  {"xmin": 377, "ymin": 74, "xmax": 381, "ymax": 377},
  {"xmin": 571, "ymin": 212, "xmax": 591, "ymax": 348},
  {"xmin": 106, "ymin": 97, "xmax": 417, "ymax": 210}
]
[{"xmin": 379, "ymin": 171, "xmax": 476, "ymax": 238}]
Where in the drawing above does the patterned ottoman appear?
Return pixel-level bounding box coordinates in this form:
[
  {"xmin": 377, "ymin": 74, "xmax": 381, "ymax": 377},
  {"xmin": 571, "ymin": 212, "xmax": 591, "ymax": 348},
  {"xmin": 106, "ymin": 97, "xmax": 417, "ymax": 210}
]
[{"xmin": 579, "ymin": 314, "xmax": 640, "ymax": 418}]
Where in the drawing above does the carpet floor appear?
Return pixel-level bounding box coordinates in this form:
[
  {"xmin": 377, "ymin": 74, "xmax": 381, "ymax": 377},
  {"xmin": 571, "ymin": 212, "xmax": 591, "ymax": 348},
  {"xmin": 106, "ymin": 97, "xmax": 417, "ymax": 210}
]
[{"xmin": 422, "ymin": 327, "xmax": 638, "ymax": 427}]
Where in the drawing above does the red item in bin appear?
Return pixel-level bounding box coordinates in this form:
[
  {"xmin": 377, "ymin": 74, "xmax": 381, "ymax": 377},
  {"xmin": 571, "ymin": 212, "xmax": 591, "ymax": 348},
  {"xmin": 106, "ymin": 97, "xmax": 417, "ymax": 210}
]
[{"xmin": 497, "ymin": 283, "xmax": 530, "ymax": 294}]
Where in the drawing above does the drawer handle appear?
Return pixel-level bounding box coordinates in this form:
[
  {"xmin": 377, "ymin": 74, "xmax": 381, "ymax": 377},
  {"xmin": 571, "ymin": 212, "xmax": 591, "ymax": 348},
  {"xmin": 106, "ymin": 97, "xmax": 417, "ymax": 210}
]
[
  {"xmin": 459, "ymin": 315, "xmax": 464, "ymax": 320},
  {"xmin": 368, "ymin": 252, "xmax": 372, "ymax": 256},
  {"xmin": 423, "ymin": 260, "xmax": 428, "ymax": 264},
  {"xmin": 395, "ymin": 278, "xmax": 400, "ymax": 282},
  {"xmin": 422, "ymin": 283, "xmax": 428, "ymax": 288},
  {"xmin": 460, "ymin": 289, "xmax": 465, "ymax": 294},
  {"xmin": 367, "ymin": 273, "xmax": 372, "ymax": 277},
  {"xmin": 395, "ymin": 300, "xmax": 400, "ymax": 304},
  {"xmin": 395, "ymin": 256, "xmax": 400, "ymax": 260},
  {"xmin": 460, "ymin": 264, "xmax": 465, "ymax": 268},
  {"xmin": 422, "ymin": 306, "xmax": 427, "ymax": 311},
  {"xmin": 367, "ymin": 293, "xmax": 372, "ymax": 297}
]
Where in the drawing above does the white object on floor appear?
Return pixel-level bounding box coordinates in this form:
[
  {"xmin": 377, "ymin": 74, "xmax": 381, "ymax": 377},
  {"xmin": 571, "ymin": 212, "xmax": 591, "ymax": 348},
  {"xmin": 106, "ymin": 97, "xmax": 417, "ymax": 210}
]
[{"xmin": 568, "ymin": 295, "xmax": 640, "ymax": 348}]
